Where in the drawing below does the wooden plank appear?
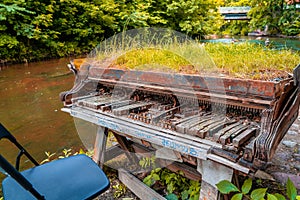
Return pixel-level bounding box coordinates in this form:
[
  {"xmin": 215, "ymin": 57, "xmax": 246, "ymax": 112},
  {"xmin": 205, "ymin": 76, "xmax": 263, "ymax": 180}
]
[
  {"xmin": 104, "ymin": 144, "xmax": 124, "ymax": 162},
  {"xmin": 93, "ymin": 126, "xmax": 108, "ymax": 168},
  {"xmin": 160, "ymin": 160, "xmax": 202, "ymax": 181},
  {"xmin": 118, "ymin": 168, "xmax": 165, "ymax": 200},
  {"xmin": 89, "ymin": 68, "xmax": 280, "ymax": 100},
  {"xmin": 189, "ymin": 117, "xmax": 223, "ymax": 137},
  {"xmin": 100, "ymin": 99, "xmax": 132, "ymax": 111},
  {"xmin": 91, "ymin": 77, "xmax": 273, "ymax": 109},
  {"xmin": 233, "ymin": 127, "xmax": 257, "ymax": 147},
  {"xmin": 171, "ymin": 113, "xmax": 202, "ymax": 127},
  {"xmin": 213, "ymin": 122, "xmax": 241, "ymax": 141},
  {"xmin": 131, "ymin": 142, "xmax": 201, "ymax": 181},
  {"xmin": 219, "ymin": 124, "xmax": 248, "ymax": 145},
  {"xmin": 193, "ymin": 119, "xmax": 227, "ymax": 138},
  {"xmin": 207, "ymin": 154, "xmax": 249, "ymax": 174},
  {"xmin": 77, "ymin": 96, "xmax": 112, "ymax": 109},
  {"xmin": 151, "ymin": 106, "xmax": 181, "ymax": 123},
  {"xmin": 209, "ymin": 147, "xmax": 240, "ymax": 162},
  {"xmin": 198, "ymin": 159, "xmax": 233, "ymax": 200},
  {"xmin": 243, "ymin": 139, "xmax": 256, "ymax": 162},
  {"xmin": 207, "ymin": 120, "xmax": 236, "ymax": 137},
  {"xmin": 112, "ymin": 132, "xmax": 139, "ymax": 165},
  {"xmin": 113, "ymin": 102, "xmax": 153, "ymax": 116},
  {"xmin": 200, "ymin": 181, "xmax": 219, "ymax": 200},
  {"xmin": 176, "ymin": 114, "xmax": 211, "ymax": 133}
]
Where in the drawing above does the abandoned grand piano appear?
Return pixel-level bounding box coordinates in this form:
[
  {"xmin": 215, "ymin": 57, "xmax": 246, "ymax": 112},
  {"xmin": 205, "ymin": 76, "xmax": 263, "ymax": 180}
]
[{"xmin": 60, "ymin": 57, "xmax": 300, "ymax": 199}]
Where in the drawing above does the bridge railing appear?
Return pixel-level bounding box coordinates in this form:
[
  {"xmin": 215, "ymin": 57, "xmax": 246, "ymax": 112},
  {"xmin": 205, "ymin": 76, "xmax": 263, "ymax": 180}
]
[{"xmin": 219, "ymin": 6, "xmax": 251, "ymax": 20}]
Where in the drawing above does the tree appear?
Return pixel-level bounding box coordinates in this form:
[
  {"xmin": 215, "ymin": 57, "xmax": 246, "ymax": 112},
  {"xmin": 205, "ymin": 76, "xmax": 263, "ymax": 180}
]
[
  {"xmin": 0, "ymin": 1, "xmax": 35, "ymax": 61},
  {"xmin": 249, "ymin": 0, "xmax": 300, "ymax": 36}
]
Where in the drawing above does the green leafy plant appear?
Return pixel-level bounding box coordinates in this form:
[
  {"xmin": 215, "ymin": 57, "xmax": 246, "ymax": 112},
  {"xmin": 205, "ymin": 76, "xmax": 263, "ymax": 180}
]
[
  {"xmin": 41, "ymin": 148, "xmax": 93, "ymax": 164},
  {"xmin": 143, "ymin": 168, "xmax": 162, "ymax": 187},
  {"xmin": 112, "ymin": 181, "xmax": 127, "ymax": 198},
  {"xmin": 40, "ymin": 151, "xmax": 56, "ymax": 164},
  {"xmin": 58, "ymin": 148, "xmax": 73, "ymax": 159},
  {"xmin": 286, "ymin": 178, "xmax": 299, "ymax": 200},
  {"xmin": 217, "ymin": 177, "xmax": 300, "ymax": 200},
  {"xmin": 139, "ymin": 155, "xmax": 156, "ymax": 169},
  {"xmin": 143, "ymin": 168, "xmax": 200, "ymax": 200}
]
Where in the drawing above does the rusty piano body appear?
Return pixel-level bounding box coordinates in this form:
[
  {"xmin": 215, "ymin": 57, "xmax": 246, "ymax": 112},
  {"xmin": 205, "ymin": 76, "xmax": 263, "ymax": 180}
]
[{"xmin": 61, "ymin": 61, "xmax": 300, "ymax": 199}]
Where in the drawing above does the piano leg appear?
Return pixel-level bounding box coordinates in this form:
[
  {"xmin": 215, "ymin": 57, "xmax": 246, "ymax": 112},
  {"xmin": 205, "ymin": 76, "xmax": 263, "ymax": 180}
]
[
  {"xmin": 112, "ymin": 132, "xmax": 140, "ymax": 170},
  {"xmin": 197, "ymin": 159, "xmax": 233, "ymax": 200},
  {"xmin": 93, "ymin": 126, "xmax": 108, "ymax": 168}
]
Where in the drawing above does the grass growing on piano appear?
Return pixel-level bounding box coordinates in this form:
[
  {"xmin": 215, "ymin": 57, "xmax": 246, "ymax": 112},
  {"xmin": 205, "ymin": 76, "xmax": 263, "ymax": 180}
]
[
  {"xmin": 105, "ymin": 42, "xmax": 299, "ymax": 80},
  {"xmin": 206, "ymin": 42, "xmax": 300, "ymax": 80}
]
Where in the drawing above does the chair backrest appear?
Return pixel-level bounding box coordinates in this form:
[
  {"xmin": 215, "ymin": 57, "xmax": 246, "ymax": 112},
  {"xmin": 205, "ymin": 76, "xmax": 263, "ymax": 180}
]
[
  {"xmin": 0, "ymin": 154, "xmax": 45, "ymax": 200},
  {"xmin": 0, "ymin": 123, "xmax": 46, "ymax": 199},
  {"xmin": 0, "ymin": 123, "xmax": 16, "ymax": 142},
  {"xmin": 0, "ymin": 123, "xmax": 39, "ymax": 170}
]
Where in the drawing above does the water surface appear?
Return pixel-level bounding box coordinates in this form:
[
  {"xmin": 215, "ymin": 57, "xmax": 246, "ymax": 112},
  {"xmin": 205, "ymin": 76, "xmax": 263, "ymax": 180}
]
[{"xmin": 0, "ymin": 58, "xmax": 84, "ymax": 165}]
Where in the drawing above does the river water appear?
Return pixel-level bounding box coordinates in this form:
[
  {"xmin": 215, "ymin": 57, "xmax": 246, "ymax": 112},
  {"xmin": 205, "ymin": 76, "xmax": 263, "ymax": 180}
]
[{"xmin": 0, "ymin": 58, "xmax": 84, "ymax": 165}]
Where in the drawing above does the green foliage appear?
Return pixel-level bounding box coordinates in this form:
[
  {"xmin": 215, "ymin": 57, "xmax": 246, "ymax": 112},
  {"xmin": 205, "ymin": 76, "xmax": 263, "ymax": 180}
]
[
  {"xmin": 287, "ymin": 178, "xmax": 298, "ymax": 200},
  {"xmin": 139, "ymin": 155, "xmax": 156, "ymax": 169},
  {"xmin": 40, "ymin": 148, "xmax": 92, "ymax": 164},
  {"xmin": 249, "ymin": 0, "xmax": 300, "ymax": 36},
  {"xmin": 268, "ymin": 194, "xmax": 279, "ymax": 200},
  {"xmin": 216, "ymin": 180, "xmax": 240, "ymax": 194},
  {"xmin": 166, "ymin": 193, "xmax": 179, "ymax": 200},
  {"xmin": 0, "ymin": 0, "xmax": 224, "ymax": 62},
  {"xmin": 58, "ymin": 148, "xmax": 73, "ymax": 159},
  {"xmin": 250, "ymin": 188, "xmax": 268, "ymax": 200},
  {"xmin": 217, "ymin": 177, "xmax": 300, "ymax": 200},
  {"xmin": 40, "ymin": 151, "xmax": 56, "ymax": 164},
  {"xmin": 143, "ymin": 168, "xmax": 162, "ymax": 187},
  {"xmin": 112, "ymin": 181, "xmax": 127, "ymax": 198},
  {"xmin": 1, "ymin": 0, "xmax": 299, "ymax": 62},
  {"xmin": 143, "ymin": 168, "xmax": 200, "ymax": 200},
  {"xmin": 205, "ymin": 42, "xmax": 300, "ymax": 79},
  {"xmin": 221, "ymin": 20, "xmax": 250, "ymax": 36},
  {"xmin": 274, "ymin": 193, "xmax": 286, "ymax": 200},
  {"xmin": 242, "ymin": 178, "xmax": 252, "ymax": 194}
]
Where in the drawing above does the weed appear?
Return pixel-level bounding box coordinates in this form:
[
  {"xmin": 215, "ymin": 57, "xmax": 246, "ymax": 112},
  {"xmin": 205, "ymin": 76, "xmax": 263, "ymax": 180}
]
[
  {"xmin": 139, "ymin": 155, "xmax": 156, "ymax": 169},
  {"xmin": 143, "ymin": 168, "xmax": 200, "ymax": 200},
  {"xmin": 216, "ymin": 177, "xmax": 300, "ymax": 200},
  {"xmin": 113, "ymin": 181, "xmax": 127, "ymax": 198},
  {"xmin": 58, "ymin": 148, "xmax": 73, "ymax": 159},
  {"xmin": 40, "ymin": 151, "xmax": 56, "ymax": 164},
  {"xmin": 40, "ymin": 148, "xmax": 93, "ymax": 164}
]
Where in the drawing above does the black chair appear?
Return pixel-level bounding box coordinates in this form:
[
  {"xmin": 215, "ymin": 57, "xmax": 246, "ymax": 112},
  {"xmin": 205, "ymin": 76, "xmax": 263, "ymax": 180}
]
[{"xmin": 0, "ymin": 123, "xmax": 110, "ymax": 200}]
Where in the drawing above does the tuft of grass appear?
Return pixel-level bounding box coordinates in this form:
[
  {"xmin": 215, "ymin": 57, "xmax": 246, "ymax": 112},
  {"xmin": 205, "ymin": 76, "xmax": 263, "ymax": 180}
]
[
  {"xmin": 88, "ymin": 35, "xmax": 299, "ymax": 80},
  {"xmin": 205, "ymin": 42, "xmax": 300, "ymax": 80},
  {"xmin": 112, "ymin": 48, "xmax": 191, "ymax": 73}
]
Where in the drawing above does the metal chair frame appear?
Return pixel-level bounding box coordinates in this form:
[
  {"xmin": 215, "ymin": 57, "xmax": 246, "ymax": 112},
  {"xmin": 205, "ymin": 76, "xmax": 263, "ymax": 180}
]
[{"xmin": 0, "ymin": 123, "xmax": 109, "ymax": 200}]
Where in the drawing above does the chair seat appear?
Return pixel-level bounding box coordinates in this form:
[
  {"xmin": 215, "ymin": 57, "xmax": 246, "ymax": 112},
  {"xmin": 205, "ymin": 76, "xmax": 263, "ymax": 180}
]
[{"xmin": 2, "ymin": 154, "xmax": 110, "ymax": 200}]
